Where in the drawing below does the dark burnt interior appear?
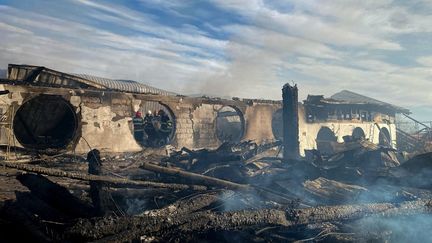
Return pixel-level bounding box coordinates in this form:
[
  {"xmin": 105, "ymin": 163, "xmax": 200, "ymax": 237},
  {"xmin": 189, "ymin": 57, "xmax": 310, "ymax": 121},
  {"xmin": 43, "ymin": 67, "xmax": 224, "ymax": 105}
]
[{"xmin": 13, "ymin": 95, "xmax": 77, "ymax": 150}]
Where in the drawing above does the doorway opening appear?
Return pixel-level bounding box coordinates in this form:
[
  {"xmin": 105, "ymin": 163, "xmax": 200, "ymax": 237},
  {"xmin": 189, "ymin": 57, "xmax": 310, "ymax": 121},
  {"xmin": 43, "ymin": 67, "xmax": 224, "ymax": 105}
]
[{"xmin": 215, "ymin": 106, "xmax": 244, "ymax": 143}]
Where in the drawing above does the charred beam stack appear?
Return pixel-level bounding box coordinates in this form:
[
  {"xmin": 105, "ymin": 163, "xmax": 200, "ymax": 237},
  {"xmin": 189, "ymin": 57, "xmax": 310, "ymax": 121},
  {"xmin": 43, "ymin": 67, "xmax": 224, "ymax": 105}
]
[{"xmin": 1, "ymin": 142, "xmax": 432, "ymax": 242}]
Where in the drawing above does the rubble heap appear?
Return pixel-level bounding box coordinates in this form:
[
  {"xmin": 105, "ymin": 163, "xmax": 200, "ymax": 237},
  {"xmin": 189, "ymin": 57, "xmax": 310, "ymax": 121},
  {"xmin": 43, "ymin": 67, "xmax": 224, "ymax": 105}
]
[{"xmin": 0, "ymin": 138, "xmax": 432, "ymax": 242}]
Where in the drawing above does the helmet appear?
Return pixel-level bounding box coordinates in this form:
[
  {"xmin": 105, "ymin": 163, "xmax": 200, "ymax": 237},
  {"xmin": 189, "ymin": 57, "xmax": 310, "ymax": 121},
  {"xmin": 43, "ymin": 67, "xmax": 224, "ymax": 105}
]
[
  {"xmin": 147, "ymin": 110, "xmax": 152, "ymax": 115},
  {"xmin": 135, "ymin": 111, "xmax": 142, "ymax": 117}
]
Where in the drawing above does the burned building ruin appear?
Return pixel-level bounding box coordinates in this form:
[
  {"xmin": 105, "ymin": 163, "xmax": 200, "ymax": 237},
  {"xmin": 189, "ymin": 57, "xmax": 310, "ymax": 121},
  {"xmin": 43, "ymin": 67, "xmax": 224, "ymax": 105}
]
[
  {"xmin": 0, "ymin": 64, "xmax": 409, "ymax": 155},
  {"xmin": 2, "ymin": 64, "xmax": 432, "ymax": 243}
]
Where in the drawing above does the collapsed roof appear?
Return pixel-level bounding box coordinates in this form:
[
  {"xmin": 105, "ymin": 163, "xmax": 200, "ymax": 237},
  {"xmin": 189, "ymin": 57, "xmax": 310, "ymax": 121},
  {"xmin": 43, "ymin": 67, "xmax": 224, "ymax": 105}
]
[
  {"xmin": 304, "ymin": 90, "xmax": 410, "ymax": 114},
  {"xmin": 4, "ymin": 64, "xmax": 176, "ymax": 96}
]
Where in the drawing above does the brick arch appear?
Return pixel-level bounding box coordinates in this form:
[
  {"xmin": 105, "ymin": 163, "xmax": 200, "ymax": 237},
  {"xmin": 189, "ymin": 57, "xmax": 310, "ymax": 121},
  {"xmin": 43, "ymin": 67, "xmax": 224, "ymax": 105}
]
[{"xmin": 215, "ymin": 105, "xmax": 245, "ymax": 142}]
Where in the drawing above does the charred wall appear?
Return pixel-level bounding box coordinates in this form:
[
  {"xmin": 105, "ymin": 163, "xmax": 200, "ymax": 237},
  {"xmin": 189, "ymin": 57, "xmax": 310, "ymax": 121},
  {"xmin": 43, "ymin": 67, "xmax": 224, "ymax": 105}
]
[
  {"xmin": 243, "ymin": 102, "xmax": 280, "ymax": 143},
  {"xmin": 0, "ymin": 83, "xmax": 397, "ymax": 155},
  {"xmin": 298, "ymin": 105, "xmax": 397, "ymax": 155},
  {"xmin": 0, "ymin": 84, "xmax": 282, "ymax": 153}
]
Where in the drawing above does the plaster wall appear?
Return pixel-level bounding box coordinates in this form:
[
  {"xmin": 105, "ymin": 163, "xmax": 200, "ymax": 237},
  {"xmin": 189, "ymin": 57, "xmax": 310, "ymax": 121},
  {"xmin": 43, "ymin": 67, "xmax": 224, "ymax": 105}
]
[{"xmin": 0, "ymin": 84, "xmax": 398, "ymax": 156}]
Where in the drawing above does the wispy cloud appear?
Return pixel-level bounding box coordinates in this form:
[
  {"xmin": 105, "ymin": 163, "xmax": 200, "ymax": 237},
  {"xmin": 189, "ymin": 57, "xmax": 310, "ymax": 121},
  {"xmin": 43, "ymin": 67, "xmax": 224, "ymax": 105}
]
[
  {"xmin": 75, "ymin": 0, "xmax": 146, "ymax": 22},
  {"xmin": 0, "ymin": 2, "xmax": 227, "ymax": 92},
  {"xmin": 202, "ymin": 0, "xmax": 432, "ymax": 108},
  {"xmin": 0, "ymin": 0, "xmax": 431, "ymax": 118}
]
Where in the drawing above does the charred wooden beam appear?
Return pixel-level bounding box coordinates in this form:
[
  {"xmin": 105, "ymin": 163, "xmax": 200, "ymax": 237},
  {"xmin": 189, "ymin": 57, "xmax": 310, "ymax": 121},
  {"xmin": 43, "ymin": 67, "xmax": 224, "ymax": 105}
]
[
  {"xmin": 0, "ymin": 161, "xmax": 207, "ymax": 191},
  {"xmin": 68, "ymin": 208, "xmax": 288, "ymax": 242},
  {"xmin": 140, "ymin": 162, "xmax": 250, "ymax": 191},
  {"xmin": 140, "ymin": 162, "xmax": 296, "ymax": 205},
  {"xmin": 139, "ymin": 191, "xmax": 223, "ymax": 218},
  {"xmin": 67, "ymin": 199, "xmax": 432, "ymax": 242},
  {"xmin": 67, "ymin": 191, "xmax": 226, "ymax": 241}
]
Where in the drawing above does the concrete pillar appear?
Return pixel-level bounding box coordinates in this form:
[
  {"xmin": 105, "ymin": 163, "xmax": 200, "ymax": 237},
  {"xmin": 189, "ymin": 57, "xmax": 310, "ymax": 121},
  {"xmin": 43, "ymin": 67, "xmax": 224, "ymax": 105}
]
[{"xmin": 282, "ymin": 83, "xmax": 299, "ymax": 160}]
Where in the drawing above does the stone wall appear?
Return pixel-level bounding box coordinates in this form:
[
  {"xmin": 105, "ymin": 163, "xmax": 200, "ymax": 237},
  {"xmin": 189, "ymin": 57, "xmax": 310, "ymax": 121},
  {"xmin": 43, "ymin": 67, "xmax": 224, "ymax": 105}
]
[
  {"xmin": 0, "ymin": 83, "xmax": 398, "ymax": 155},
  {"xmin": 298, "ymin": 105, "xmax": 397, "ymax": 156},
  {"xmin": 243, "ymin": 103, "xmax": 279, "ymax": 143}
]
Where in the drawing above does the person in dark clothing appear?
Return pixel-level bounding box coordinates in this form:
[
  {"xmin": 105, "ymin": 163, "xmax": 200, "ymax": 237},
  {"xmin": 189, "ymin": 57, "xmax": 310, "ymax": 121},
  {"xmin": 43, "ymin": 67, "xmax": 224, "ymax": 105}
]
[
  {"xmin": 133, "ymin": 111, "xmax": 145, "ymax": 144},
  {"xmin": 144, "ymin": 110, "xmax": 157, "ymax": 146},
  {"xmin": 87, "ymin": 149, "xmax": 118, "ymax": 216},
  {"xmin": 158, "ymin": 109, "xmax": 173, "ymax": 145}
]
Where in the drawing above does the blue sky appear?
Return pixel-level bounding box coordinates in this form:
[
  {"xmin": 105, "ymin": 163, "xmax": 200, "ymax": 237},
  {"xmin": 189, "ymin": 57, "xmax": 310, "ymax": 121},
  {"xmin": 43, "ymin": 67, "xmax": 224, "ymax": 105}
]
[{"xmin": 0, "ymin": 0, "xmax": 431, "ymax": 120}]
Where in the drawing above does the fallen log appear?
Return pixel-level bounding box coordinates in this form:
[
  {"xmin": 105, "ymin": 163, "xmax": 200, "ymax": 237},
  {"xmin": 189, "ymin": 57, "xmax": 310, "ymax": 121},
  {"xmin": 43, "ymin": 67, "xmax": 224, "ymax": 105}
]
[
  {"xmin": 3, "ymin": 159, "xmax": 41, "ymax": 164},
  {"xmin": 0, "ymin": 161, "xmax": 207, "ymax": 191},
  {"xmin": 68, "ymin": 208, "xmax": 288, "ymax": 242},
  {"xmin": 139, "ymin": 190, "xmax": 224, "ymax": 217},
  {"xmin": 140, "ymin": 162, "xmax": 296, "ymax": 204},
  {"xmin": 98, "ymin": 209, "xmax": 288, "ymax": 243},
  {"xmin": 56, "ymin": 182, "xmax": 173, "ymax": 199},
  {"xmin": 287, "ymin": 199, "xmax": 431, "ymax": 225},
  {"xmin": 67, "ymin": 191, "xmax": 224, "ymax": 241},
  {"xmin": 140, "ymin": 162, "xmax": 250, "ymax": 190},
  {"xmin": 163, "ymin": 141, "xmax": 261, "ymax": 167},
  {"xmin": 67, "ymin": 199, "xmax": 432, "ymax": 242}
]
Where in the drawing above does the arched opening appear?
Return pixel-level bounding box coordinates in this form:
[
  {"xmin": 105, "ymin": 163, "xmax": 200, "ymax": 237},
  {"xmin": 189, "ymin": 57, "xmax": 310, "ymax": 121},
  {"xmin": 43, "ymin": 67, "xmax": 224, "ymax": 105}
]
[
  {"xmin": 271, "ymin": 108, "xmax": 283, "ymax": 141},
  {"xmin": 352, "ymin": 127, "xmax": 366, "ymax": 140},
  {"xmin": 316, "ymin": 127, "xmax": 337, "ymax": 155},
  {"xmin": 13, "ymin": 95, "xmax": 78, "ymax": 150},
  {"xmin": 132, "ymin": 101, "xmax": 176, "ymax": 147},
  {"xmin": 379, "ymin": 127, "xmax": 391, "ymax": 146},
  {"xmin": 216, "ymin": 106, "xmax": 244, "ymax": 143}
]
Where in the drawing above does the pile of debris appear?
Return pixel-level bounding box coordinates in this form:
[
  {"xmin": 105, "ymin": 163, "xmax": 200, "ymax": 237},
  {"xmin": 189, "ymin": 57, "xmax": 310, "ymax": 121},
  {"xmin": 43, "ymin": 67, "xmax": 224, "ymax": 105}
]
[{"xmin": 1, "ymin": 139, "xmax": 432, "ymax": 242}]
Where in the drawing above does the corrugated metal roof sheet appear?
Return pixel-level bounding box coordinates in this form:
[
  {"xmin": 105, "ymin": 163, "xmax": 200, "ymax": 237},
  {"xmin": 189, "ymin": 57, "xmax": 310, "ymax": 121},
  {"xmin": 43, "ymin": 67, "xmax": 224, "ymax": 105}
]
[{"xmin": 73, "ymin": 74, "xmax": 176, "ymax": 96}]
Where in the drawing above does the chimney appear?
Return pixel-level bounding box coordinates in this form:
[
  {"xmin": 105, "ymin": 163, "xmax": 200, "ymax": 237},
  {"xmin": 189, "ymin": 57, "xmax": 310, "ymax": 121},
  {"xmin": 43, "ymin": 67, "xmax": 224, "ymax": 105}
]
[{"xmin": 282, "ymin": 83, "xmax": 299, "ymax": 161}]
